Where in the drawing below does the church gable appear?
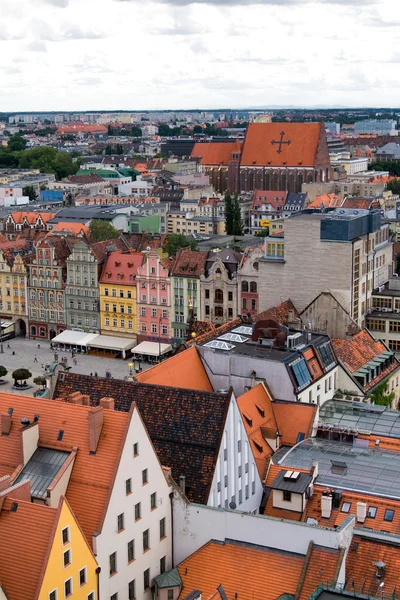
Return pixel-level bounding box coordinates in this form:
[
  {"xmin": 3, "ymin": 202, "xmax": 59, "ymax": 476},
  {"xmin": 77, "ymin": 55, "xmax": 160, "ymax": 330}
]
[{"xmin": 240, "ymin": 122, "xmax": 323, "ymax": 168}]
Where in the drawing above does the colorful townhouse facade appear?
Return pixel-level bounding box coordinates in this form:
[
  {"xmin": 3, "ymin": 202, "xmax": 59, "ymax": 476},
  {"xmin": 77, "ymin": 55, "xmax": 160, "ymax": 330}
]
[
  {"xmin": 27, "ymin": 238, "xmax": 71, "ymax": 339},
  {"xmin": 99, "ymin": 250, "xmax": 144, "ymax": 340},
  {"xmin": 0, "ymin": 250, "xmax": 29, "ymax": 336},
  {"xmin": 65, "ymin": 239, "xmax": 102, "ymax": 333},
  {"xmin": 170, "ymin": 248, "xmax": 206, "ymax": 344},
  {"xmin": 3, "ymin": 211, "xmax": 55, "ymax": 239},
  {"xmin": 0, "ymin": 490, "xmax": 99, "ymax": 600},
  {"xmin": 136, "ymin": 251, "xmax": 172, "ymax": 345}
]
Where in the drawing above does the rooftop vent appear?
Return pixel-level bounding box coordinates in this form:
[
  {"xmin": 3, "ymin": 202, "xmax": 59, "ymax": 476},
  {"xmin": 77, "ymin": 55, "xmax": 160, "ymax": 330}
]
[
  {"xmin": 10, "ymin": 502, "xmax": 18, "ymax": 513},
  {"xmin": 374, "ymin": 561, "xmax": 386, "ymax": 580},
  {"xmin": 20, "ymin": 418, "xmax": 30, "ymax": 427}
]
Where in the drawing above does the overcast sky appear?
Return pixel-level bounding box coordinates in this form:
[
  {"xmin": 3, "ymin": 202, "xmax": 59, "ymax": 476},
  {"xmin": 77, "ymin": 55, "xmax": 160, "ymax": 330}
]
[{"xmin": 0, "ymin": 0, "xmax": 399, "ymax": 112}]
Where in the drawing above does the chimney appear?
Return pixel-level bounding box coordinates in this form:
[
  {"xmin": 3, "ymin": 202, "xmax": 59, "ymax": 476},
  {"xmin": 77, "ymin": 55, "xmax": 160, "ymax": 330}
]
[
  {"xmin": 100, "ymin": 397, "xmax": 115, "ymax": 410},
  {"xmin": 88, "ymin": 406, "xmax": 104, "ymax": 454},
  {"xmin": 81, "ymin": 395, "xmax": 91, "ymax": 406},
  {"xmin": 1, "ymin": 413, "xmax": 11, "ymax": 436},
  {"xmin": 321, "ymin": 492, "xmax": 332, "ymax": 519},
  {"xmin": 69, "ymin": 392, "xmax": 84, "ymax": 405},
  {"xmin": 356, "ymin": 501, "xmax": 367, "ymax": 523},
  {"xmin": 179, "ymin": 475, "xmax": 186, "ymax": 495}
]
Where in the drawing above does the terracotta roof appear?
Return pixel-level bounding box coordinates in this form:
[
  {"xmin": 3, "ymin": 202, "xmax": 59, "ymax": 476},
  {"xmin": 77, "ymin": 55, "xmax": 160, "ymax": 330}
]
[
  {"xmin": 255, "ymin": 299, "xmax": 300, "ymax": 327},
  {"xmin": 171, "ymin": 247, "xmax": 207, "ymax": 277},
  {"xmin": 0, "ymin": 497, "xmax": 58, "ymax": 600},
  {"xmin": 191, "ymin": 140, "xmax": 242, "ymax": 166},
  {"xmin": 304, "ymin": 486, "xmax": 400, "ymax": 535},
  {"xmin": 252, "ymin": 190, "xmax": 287, "ymax": 210},
  {"xmin": 332, "ymin": 330, "xmax": 400, "ymax": 391},
  {"xmin": 188, "ymin": 320, "xmax": 216, "ymax": 339},
  {"xmin": 187, "ymin": 317, "xmax": 243, "ymax": 346},
  {"xmin": 99, "ymin": 250, "xmax": 144, "ymax": 284},
  {"xmin": 236, "ymin": 384, "xmax": 277, "ymax": 480},
  {"xmin": 136, "ymin": 346, "xmax": 213, "ymax": 391},
  {"xmin": 9, "ymin": 212, "xmax": 55, "ymax": 225},
  {"xmin": 90, "ymin": 236, "xmax": 128, "ymax": 261},
  {"xmin": 177, "ymin": 539, "xmax": 340, "ymax": 600},
  {"xmin": 341, "ymin": 198, "xmax": 374, "ymax": 210},
  {"xmin": 272, "ymin": 401, "xmax": 317, "ymax": 446},
  {"xmin": 307, "ymin": 194, "xmax": 342, "ymax": 209},
  {"xmin": 346, "ymin": 536, "xmax": 400, "ymax": 597},
  {"xmin": 50, "ymin": 222, "xmax": 90, "ymax": 236},
  {"xmin": 241, "ymin": 123, "xmax": 323, "ymax": 167},
  {"xmin": 0, "ymin": 393, "xmax": 128, "ymax": 544},
  {"xmin": 53, "ymin": 374, "xmax": 230, "ymax": 504},
  {"xmin": 65, "ymin": 174, "xmax": 105, "ymax": 185}
]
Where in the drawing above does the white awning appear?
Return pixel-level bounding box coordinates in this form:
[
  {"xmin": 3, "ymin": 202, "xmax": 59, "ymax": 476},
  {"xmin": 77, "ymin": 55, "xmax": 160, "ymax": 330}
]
[
  {"xmin": 132, "ymin": 341, "xmax": 172, "ymax": 357},
  {"xmin": 51, "ymin": 330, "xmax": 98, "ymax": 346},
  {"xmin": 87, "ymin": 335, "xmax": 136, "ymax": 352}
]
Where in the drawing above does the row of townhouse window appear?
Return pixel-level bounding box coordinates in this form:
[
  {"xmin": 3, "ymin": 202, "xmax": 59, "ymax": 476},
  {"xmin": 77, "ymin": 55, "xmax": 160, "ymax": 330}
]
[{"xmin": 0, "ymin": 301, "xmax": 26, "ymax": 312}]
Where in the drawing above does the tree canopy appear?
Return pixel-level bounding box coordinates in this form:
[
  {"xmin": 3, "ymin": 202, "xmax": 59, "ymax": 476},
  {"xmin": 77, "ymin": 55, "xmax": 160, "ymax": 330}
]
[
  {"xmin": 89, "ymin": 220, "xmax": 120, "ymax": 242},
  {"xmin": 23, "ymin": 185, "xmax": 38, "ymax": 201},
  {"xmin": 7, "ymin": 135, "xmax": 27, "ymax": 152},
  {"xmin": 368, "ymin": 380, "xmax": 396, "ymax": 407},
  {"xmin": 12, "ymin": 368, "xmax": 32, "ymax": 386},
  {"xmin": 387, "ymin": 179, "xmax": 400, "ymax": 195},
  {"xmin": 225, "ymin": 191, "xmax": 243, "ymax": 235},
  {"xmin": 370, "ymin": 161, "xmax": 400, "ymax": 177},
  {"xmin": 162, "ymin": 233, "xmax": 198, "ymax": 257},
  {"xmin": 0, "ymin": 366, "xmax": 7, "ymax": 379},
  {"xmin": 0, "ymin": 145, "xmax": 80, "ymax": 180}
]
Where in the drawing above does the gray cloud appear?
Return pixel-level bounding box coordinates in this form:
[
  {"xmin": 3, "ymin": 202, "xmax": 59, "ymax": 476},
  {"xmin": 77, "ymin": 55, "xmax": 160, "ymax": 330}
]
[
  {"xmin": 31, "ymin": 20, "xmax": 105, "ymax": 41},
  {"xmin": 42, "ymin": 0, "xmax": 70, "ymax": 6}
]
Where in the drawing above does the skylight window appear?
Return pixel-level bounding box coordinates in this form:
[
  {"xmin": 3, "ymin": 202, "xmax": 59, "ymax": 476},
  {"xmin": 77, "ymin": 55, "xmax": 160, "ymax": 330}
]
[
  {"xmin": 291, "ymin": 358, "xmax": 311, "ymax": 390},
  {"xmin": 217, "ymin": 333, "xmax": 249, "ymax": 343},
  {"xmin": 318, "ymin": 342, "xmax": 336, "ymax": 371},
  {"xmin": 384, "ymin": 509, "xmax": 394, "ymax": 522},
  {"xmin": 204, "ymin": 340, "xmax": 235, "ymax": 351},
  {"xmin": 367, "ymin": 506, "xmax": 377, "ymax": 519},
  {"xmin": 232, "ymin": 326, "xmax": 253, "ymax": 335},
  {"xmin": 341, "ymin": 502, "xmax": 351, "ymax": 513}
]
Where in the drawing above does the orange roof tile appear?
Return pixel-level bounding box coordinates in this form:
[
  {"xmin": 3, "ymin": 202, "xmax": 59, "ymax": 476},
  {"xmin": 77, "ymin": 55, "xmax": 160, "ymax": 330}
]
[
  {"xmin": 273, "ymin": 402, "xmax": 317, "ymax": 446},
  {"xmin": 255, "ymin": 299, "xmax": 300, "ymax": 327},
  {"xmin": 346, "ymin": 536, "xmax": 400, "ymax": 597},
  {"xmin": 299, "ymin": 545, "xmax": 342, "ymax": 600},
  {"xmin": 50, "ymin": 222, "xmax": 90, "ymax": 236},
  {"xmin": 0, "ymin": 497, "xmax": 58, "ymax": 600},
  {"xmin": 307, "ymin": 194, "xmax": 342, "ymax": 209},
  {"xmin": 0, "ymin": 393, "xmax": 128, "ymax": 545},
  {"xmin": 191, "ymin": 140, "xmax": 242, "ymax": 166},
  {"xmin": 332, "ymin": 329, "xmax": 400, "ymax": 391},
  {"xmin": 237, "ymin": 384, "xmax": 276, "ymax": 479},
  {"xmin": 178, "ymin": 539, "xmax": 305, "ymax": 600},
  {"xmin": 136, "ymin": 346, "xmax": 213, "ymax": 392},
  {"xmin": 241, "ymin": 123, "xmax": 323, "ymax": 167},
  {"xmin": 99, "ymin": 249, "xmax": 144, "ymax": 285},
  {"xmin": 10, "ymin": 212, "xmax": 55, "ymax": 225}
]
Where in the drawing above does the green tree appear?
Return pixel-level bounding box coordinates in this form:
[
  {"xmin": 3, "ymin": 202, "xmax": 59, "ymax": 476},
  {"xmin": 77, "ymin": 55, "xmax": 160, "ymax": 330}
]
[
  {"xmin": 17, "ymin": 146, "xmax": 79, "ymax": 180},
  {"xmin": 387, "ymin": 179, "xmax": 400, "ymax": 195},
  {"xmin": 116, "ymin": 143, "xmax": 124, "ymax": 155},
  {"xmin": 255, "ymin": 228, "xmax": 269, "ymax": 237},
  {"xmin": 232, "ymin": 193, "xmax": 244, "ymax": 236},
  {"xmin": 162, "ymin": 234, "xmax": 198, "ymax": 257},
  {"xmin": 23, "ymin": 185, "xmax": 38, "ymax": 201},
  {"xmin": 0, "ymin": 366, "xmax": 7, "ymax": 381},
  {"xmin": 193, "ymin": 125, "xmax": 203, "ymax": 134},
  {"xmin": 8, "ymin": 135, "xmax": 27, "ymax": 152},
  {"xmin": 12, "ymin": 368, "xmax": 32, "ymax": 387},
  {"xmin": 395, "ymin": 253, "xmax": 400, "ymax": 276},
  {"xmin": 368, "ymin": 380, "xmax": 396, "ymax": 407},
  {"xmin": 224, "ymin": 191, "xmax": 234, "ymax": 235},
  {"xmin": 33, "ymin": 375, "xmax": 47, "ymax": 390},
  {"xmin": 89, "ymin": 220, "xmax": 119, "ymax": 242},
  {"xmin": 105, "ymin": 144, "xmax": 113, "ymax": 155}
]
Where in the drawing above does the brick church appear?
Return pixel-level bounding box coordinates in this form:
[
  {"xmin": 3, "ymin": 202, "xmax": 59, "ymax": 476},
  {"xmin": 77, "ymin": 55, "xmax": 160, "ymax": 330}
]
[{"xmin": 191, "ymin": 122, "xmax": 331, "ymax": 194}]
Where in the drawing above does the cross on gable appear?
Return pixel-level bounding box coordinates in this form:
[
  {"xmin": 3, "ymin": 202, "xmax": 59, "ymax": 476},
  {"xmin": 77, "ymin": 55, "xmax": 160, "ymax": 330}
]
[{"xmin": 271, "ymin": 131, "xmax": 291, "ymax": 154}]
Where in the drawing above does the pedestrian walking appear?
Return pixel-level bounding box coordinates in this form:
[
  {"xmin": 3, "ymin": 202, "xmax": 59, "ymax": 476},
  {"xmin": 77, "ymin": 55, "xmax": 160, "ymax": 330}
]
[
  {"xmin": 34, "ymin": 354, "xmax": 38, "ymax": 363},
  {"xmin": 73, "ymin": 356, "xmax": 77, "ymax": 366},
  {"xmin": 37, "ymin": 343, "xmax": 40, "ymax": 349},
  {"xmin": 6, "ymin": 344, "xmax": 10, "ymax": 349}
]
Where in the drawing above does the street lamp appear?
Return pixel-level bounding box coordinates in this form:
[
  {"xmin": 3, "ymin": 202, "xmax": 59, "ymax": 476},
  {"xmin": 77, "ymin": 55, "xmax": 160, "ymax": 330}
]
[
  {"xmin": 158, "ymin": 316, "xmax": 162, "ymax": 361},
  {"xmin": 128, "ymin": 362, "xmax": 134, "ymax": 377}
]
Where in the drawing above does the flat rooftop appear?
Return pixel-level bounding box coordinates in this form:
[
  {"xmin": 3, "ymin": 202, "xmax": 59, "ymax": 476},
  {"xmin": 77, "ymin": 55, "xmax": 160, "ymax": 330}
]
[{"xmin": 278, "ymin": 437, "xmax": 400, "ymax": 500}]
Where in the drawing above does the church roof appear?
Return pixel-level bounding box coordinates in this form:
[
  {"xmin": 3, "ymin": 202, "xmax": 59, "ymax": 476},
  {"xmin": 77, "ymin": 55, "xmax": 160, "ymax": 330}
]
[{"xmin": 240, "ymin": 123, "xmax": 323, "ymax": 167}]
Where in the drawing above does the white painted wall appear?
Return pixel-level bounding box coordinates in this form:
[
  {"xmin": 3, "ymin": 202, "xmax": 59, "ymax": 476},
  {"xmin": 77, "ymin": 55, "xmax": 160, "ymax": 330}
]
[
  {"xmin": 272, "ymin": 490, "xmax": 304, "ymax": 512},
  {"xmin": 207, "ymin": 395, "xmax": 263, "ymax": 513},
  {"xmin": 95, "ymin": 408, "xmax": 172, "ymax": 600},
  {"xmin": 172, "ymin": 490, "xmax": 355, "ymax": 566}
]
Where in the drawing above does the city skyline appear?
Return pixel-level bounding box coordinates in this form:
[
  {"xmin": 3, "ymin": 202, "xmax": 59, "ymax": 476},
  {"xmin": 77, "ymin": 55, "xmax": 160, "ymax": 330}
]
[{"xmin": 1, "ymin": 0, "xmax": 399, "ymax": 112}]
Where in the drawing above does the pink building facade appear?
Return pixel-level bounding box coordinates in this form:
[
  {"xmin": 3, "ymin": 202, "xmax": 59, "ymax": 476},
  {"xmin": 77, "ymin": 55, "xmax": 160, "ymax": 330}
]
[{"xmin": 136, "ymin": 251, "xmax": 172, "ymax": 345}]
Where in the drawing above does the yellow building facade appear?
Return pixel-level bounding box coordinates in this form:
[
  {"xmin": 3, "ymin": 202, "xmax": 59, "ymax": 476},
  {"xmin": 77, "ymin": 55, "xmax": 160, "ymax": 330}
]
[
  {"xmin": 99, "ymin": 250, "xmax": 144, "ymax": 339},
  {"xmin": 0, "ymin": 250, "xmax": 28, "ymax": 336},
  {"xmin": 39, "ymin": 498, "xmax": 99, "ymax": 600}
]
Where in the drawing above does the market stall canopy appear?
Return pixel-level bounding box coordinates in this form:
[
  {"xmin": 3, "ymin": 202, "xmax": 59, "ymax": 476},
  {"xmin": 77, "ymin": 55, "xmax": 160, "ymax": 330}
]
[
  {"xmin": 51, "ymin": 330, "xmax": 98, "ymax": 346},
  {"xmin": 132, "ymin": 341, "xmax": 172, "ymax": 357},
  {"xmin": 87, "ymin": 335, "xmax": 136, "ymax": 352}
]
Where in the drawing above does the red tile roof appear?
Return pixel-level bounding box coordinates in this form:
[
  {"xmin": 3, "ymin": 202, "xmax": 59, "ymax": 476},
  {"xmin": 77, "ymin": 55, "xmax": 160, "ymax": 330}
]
[
  {"xmin": 332, "ymin": 329, "xmax": 400, "ymax": 391},
  {"xmin": 171, "ymin": 247, "xmax": 207, "ymax": 277},
  {"xmin": 9, "ymin": 212, "xmax": 55, "ymax": 225},
  {"xmin": 50, "ymin": 222, "xmax": 90, "ymax": 236},
  {"xmin": 346, "ymin": 536, "xmax": 400, "ymax": 597},
  {"xmin": 66, "ymin": 174, "xmax": 105, "ymax": 185},
  {"xmin": 255, "ymin": 299, "xmax": 300, "ymax": 327},
  {"xmin": 0, "ymin": 497, "xmax": 58, "ymax": 600},
  {"xmin": 307, "ymin": 194, "xmax": 342, "ymax": 209},
  {"xmin": 252, "ymin": 190, "xmax": 287, "ymax": 210},
  {"xmin": 191, "ymin": 140, "xmax": 242, "ymax": 166},
  {"xmin": 99, "ymin": 249, "xmax": 144, "ymax": 284},
  {"xmin": 0, "ymin": 393, "xmax": 129, "ymax": 544},
  {"xmin": 177, "ymin": 539, "xmax": 341, "ymax": 600},
  {"xmin": 273, "ymin": 401, "xmax": 317, "ymax": 446},
  {"xmin": 241, "ymin": 123, "xmax": 323, "ymax": 167},
  {"xmin": 136, "ymin": 346, "xmax": 213, "ymax": 392}
]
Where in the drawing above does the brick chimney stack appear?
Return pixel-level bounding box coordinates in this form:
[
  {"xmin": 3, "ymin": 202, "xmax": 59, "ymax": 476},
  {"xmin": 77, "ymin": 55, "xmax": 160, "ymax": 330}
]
[
  {"xmin": 88, "ymin": 406, "xmax": 104, "ymax": 454},
  {"xmin": 1, "ymin": 413, "xmax": 11, "ymax": 436},
  {"xmin": 100, "ymin": 397, "xmax": 115, "ymax": 410}
]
